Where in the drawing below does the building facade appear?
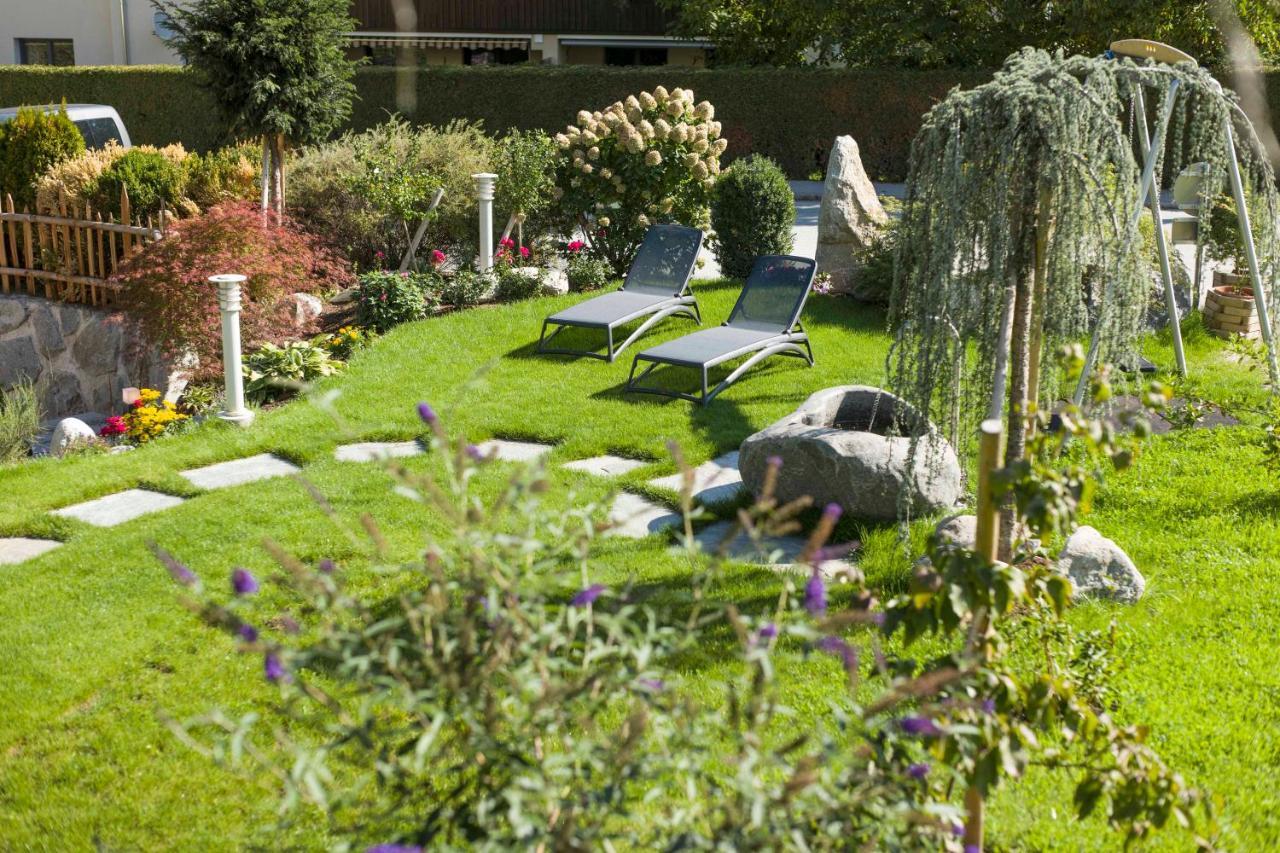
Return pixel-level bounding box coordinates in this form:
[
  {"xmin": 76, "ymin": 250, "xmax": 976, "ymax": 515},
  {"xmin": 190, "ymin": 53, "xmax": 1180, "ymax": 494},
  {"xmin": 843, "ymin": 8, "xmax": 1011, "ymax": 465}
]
[{"xmin": 0, "ymin": 0, "xmax": 709, "ymax": 67}]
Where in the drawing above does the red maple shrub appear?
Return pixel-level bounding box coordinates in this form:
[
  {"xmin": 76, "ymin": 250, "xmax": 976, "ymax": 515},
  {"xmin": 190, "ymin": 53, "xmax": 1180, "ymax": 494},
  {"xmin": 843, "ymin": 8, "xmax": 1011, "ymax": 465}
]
[{"xmin": 114, "ymin": 202, "xmax": 352, "ymax": 378}]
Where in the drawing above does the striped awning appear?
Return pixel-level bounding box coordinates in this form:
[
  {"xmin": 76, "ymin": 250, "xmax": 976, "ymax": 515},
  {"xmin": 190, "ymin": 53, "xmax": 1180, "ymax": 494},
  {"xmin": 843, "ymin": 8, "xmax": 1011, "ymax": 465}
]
[{"xmin": 347, "ymin": 34, "xmax": 530, "ymax": 50}]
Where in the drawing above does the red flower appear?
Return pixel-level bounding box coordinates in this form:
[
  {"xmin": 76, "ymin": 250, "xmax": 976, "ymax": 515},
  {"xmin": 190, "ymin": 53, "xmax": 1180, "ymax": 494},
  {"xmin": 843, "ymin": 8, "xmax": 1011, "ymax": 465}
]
[
  {"xmin": 567, "ymin": 240, "xmax": 585, "ymax": 253},
  {"xmin": 519, "ymin": 246, "xmax": 530, "ymax": 258},
  {"xmin": 431, "ymin": 249, "xmax": 446, "ymax": 265}
]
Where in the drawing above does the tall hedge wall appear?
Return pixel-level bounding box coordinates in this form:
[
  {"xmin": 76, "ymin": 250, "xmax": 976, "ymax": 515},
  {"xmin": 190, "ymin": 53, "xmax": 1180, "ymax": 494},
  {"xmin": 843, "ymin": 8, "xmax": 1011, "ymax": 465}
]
[{"xmin": 6, "ymin": 64, "xmax": 1279, "ymax": 179}]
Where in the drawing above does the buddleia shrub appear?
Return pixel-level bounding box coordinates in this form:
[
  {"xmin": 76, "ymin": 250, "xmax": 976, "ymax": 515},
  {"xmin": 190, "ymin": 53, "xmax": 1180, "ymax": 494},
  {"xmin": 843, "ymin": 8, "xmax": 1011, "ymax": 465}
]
[
  {"xmin": 710, "ymin": 153, "xmax": 794, "ymax": 279},
  {"xmin": 0, "ymin": 105, "xmax": 84, "ymax": 208},
  {"xmin": 553, "ymin": 86, "xmax": 725, "ymax": 274}
]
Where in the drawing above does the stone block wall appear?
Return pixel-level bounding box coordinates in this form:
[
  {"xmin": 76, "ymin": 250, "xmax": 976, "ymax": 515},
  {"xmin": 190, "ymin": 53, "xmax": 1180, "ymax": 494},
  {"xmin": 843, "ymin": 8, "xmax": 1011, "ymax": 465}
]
[{"xmin": 0, "ymin": 294, "xmax": 170, "ymax": 418}]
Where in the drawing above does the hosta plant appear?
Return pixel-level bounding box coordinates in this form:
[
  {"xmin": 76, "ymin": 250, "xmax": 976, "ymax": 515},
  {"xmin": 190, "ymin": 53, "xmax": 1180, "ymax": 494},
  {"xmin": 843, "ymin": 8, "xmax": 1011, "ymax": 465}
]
[
  {"xmin": 553, "ymin": 86, "xmax": 725, "ymax": 274},
  {"xmin": 242, "ymin": 340, "xmax": 342, "ymax": 404}
]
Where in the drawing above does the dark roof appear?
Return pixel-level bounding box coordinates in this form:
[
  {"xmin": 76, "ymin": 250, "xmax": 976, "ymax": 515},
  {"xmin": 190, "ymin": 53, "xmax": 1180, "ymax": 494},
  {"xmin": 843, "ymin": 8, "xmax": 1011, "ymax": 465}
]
[{"xmin": 350, "ymin": 0, "xmax": 675, "ymax": 36}]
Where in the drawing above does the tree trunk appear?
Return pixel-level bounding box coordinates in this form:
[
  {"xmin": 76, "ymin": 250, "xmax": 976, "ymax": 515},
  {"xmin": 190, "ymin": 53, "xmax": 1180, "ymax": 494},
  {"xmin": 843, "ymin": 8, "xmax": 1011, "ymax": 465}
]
[
  {"xmin": 999, "ymin": 264, "xmax": 1034, "ymax": 562},
  {"xmin": 267, "ymin": 133, "xmax": 286, "ymax": 217},
  {"xmin": 260, "ymin": 137, "xmax": 271, "ymax": 214}
]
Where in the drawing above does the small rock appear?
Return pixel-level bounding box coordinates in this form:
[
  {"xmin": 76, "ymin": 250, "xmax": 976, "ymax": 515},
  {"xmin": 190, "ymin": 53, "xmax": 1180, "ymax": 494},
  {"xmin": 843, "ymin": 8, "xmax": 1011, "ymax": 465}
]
[
  {"xmin": 1056, "ymin": 526, "xmax": 1145, "ymax": 604},
  {"xmin": 290, "ymin": 293, "xmax": 324, "ymax": 326},
  {"xmin": 49, "ymin": 417, "xmax": 98, "ymax": 458},
  {"xmin": 540, "ymin": 268, "xmax": 570, "ymax": 296},
  {"xmin": 934, "ymin": 513, "xmax": 1036, "ymax": 551}
]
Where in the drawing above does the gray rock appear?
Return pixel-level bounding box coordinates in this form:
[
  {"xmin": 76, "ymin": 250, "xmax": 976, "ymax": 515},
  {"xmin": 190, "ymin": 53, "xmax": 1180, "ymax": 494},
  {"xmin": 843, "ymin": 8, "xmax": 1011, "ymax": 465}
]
[
  {"xmin": 934, "ymin": 513, "xmax": 1035, "ymax": 552},
  {"xmin": 49, "ymin": 417, "xmax": 98, "ymax": 457},
  {"xmin": 0, "ymin": 299, "xmax": 29, "ymax": 335},
  {"xmin": 0, "ymin": 337, "xmax": 40, "ymax": 386},
  {"xmin": 290, "ymin": 293, "xmax": 324, "ymax": 326},
  {"xmin": 59, "ymin": 304, "xmax": 84, "ymax": 336},
  {"xmin": 540, "ymin": 268, "xmax": 570, "ymax": 296},
  {"xmin": 70, "ymin": 317, "xmax": 121, "ymax": 377},
  {"xmin": 31, "ymin": 304, "xmax": 65, "ymax": 356},
  {"xmin": 42, "ymin": 371, "xmax": 85, "ymax": 416},
  {"xmin": 740, "ymin": 386, "xmax": 962, "ymax": 521},
  {"xmin": 815, "ymin": 136, "xmax": 888, "ymax": 298},
  {"xmin": 1056, "ymin": 526, "xmax": 1145, "ymax": 604}
]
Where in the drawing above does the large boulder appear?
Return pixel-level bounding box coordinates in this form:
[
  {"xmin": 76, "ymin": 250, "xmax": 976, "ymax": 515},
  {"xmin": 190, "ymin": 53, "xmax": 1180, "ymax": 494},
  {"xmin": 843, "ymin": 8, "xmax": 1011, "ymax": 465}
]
[
  {"xmin": 49, "ymin": 417, "xmax": 97, "ymax": 458},
  {"xmin": 739, "ymin": 386, "xmax": 962, "ymax": 521},
  {"xmin": 815, "ymin": 136, "xmax": 888, "ymax": 298},
  {"xmin": 1056, "ymin": 526, "xmax": 1145, "ymax": 603}
]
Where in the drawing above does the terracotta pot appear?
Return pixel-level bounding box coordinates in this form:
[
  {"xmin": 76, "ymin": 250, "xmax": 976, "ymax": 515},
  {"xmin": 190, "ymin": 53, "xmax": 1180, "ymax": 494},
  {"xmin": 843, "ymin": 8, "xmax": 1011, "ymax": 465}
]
[{"xmin": 1204, "ymin": 277, "xmax": 1259, "ymax": 339}]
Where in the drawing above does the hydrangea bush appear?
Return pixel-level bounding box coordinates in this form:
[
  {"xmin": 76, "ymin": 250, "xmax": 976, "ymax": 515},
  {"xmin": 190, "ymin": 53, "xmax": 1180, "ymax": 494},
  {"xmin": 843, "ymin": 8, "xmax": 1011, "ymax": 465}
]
[{"xmin": 553, "ymin": 86, "xmax": 726, "ymax": 273}]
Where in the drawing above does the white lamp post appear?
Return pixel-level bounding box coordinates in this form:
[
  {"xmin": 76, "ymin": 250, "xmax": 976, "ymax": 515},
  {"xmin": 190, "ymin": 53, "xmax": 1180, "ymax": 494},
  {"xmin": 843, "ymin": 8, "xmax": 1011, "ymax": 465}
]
[
  {"xmin": 210, "ymin": 274, "xmax": 254, "ymax": 427},
  {"xmin": 472, "ymin": 172, "xmax": 498, "ymax": 272}
]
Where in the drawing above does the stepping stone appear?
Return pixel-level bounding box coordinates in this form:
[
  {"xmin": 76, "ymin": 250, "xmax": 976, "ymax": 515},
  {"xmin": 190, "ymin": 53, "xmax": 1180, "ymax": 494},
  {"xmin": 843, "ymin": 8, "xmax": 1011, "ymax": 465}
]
[
  {"xmin": 477, "ymin": 439, "xmax": 554, "ymax": 463},
  {"xmin": 334, "ymin": 440, "xmax": 424, "ymax": 462},
  {"xmin": 562, "ymin": 454, "xmax": 650, "ymax": 477},
  {"xmin": 676, "ymin": 521, "xmax": 856, "ymax": 577},
  {"xmin": 606, "ymin": 492, "xmax": 682, "ymax": 538},
  {"xmin": 179, "ymin": 453, "xmax": 302, "ymax": 490},
  {"xmin": 647, "ymin": 451, "xmax": 743, "ymax": 505},
  {"xmin": 52, "ymin": 489, "xmax": 185, "ymax": 527},
  {"xmin": 0, "ymin": 537, "xmax": 62, "ymax": 565}
]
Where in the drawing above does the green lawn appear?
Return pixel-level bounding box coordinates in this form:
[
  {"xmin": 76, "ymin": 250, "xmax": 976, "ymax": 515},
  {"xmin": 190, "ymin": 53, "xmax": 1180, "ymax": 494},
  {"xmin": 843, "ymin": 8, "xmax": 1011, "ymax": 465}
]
[{"xmin": 1, "ymin": 281, "xmax": 1278, "ymax": 849}]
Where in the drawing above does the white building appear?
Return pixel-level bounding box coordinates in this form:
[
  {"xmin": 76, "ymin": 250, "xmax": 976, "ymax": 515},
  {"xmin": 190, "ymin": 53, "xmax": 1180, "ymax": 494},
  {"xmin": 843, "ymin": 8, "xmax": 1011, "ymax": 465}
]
[{"xmin": 1, "ymin": 0, "xmax": 181, "ymax": 66}]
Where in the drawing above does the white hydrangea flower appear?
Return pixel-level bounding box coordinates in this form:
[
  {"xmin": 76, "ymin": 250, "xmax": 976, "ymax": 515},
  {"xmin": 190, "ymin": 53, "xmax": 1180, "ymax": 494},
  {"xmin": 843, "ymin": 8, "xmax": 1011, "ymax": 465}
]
[
  {"xmin": 639, "ymin": 91, "xmax": 657, "ymax": 111},
  {"xmin": 608, "ymin": 101, "xmax": 624, "ymax": 114},
  {"xmin": 637, "ymin": 214, "xmax": 650, "ymax": 226},
  {"xmin": 692, "ymin": 162, "xmax": 709, "ymax": 180},
  {"xmin": 653, "ymin": 85, "xmax": 669, "ymax": 103},
  {"xmin": 600, "ymin": 168, "xmax": 612, "ymax": 179},
  {"xmin": 707, "ymin": 157, "xmax": 721, "ymax": 175},
  {"xmin": 694, "ymin": 101, "xmax": 715, "ymax": 121},
  {"xmin": 581, "ymin": 131, "xmax": 598, "ymax": 145},
  {"xmin": 581, "ymin": 163, "xmax": 594, "ymax": 174},
  {"xmin": 714, "ymin": 138, "xmax": 729, "ymax": 155},
  {"xmin": 660, "ymin": 197, "xmax": 674, "ymax": 213},
  {"xmin": 653, "ymin": 118, "xmax": 671, "ymax": 140},
  {"xmin": 577, "ymin": 110, "xmax": 592, "ymax": 127},
  {"xmin": 693, "ymin": 123, "xmax": 709, "ymax": 140},
  {"xmin": 596, "ymin": 124, "xmax": 612, "ymax": 138},
  {"xmin": 708, "ymin": 121, "xmax": 722, "ymax": 139},
  {"xmin": 671, "ymin": 87, "xmax": 686, "ymax": 102},
  {"xmin": 588, "ymin": 146, "xmax": 600, "ymax": 160},
  {"xmin": 638, "ymin": 119, "xmax": 655, "ymax": 139},
  {"xmin": 683, "ymin": 152, "xmax": 700, "ymax": 169},
  {"xmin": 645, "ymin": 149, "xmax": 662, "ymax": 167},
  {"xmin": 624, "ymin": 95, "xmax": 641, "ymax": 111},
  {"xmin": 626, "ymin": 106, "xmax": 643, "ymax": 124},
  {"xmin": 573, "ymin": 149, "xmax": 585, "ymax": 161},
  {"xmin": 554, "ymin": 133, "xmax": 571, "ymax": 149},
  {"xmin": 692, "ymin": 138, "xmax": 709, "ymax": 154},
  {"xmin": 702, "ymin": 178, "xmax": 716, "ymax": 191},
  {"xmin": 672, "ymin": 124, "xmax": 690, "ymax": 144},
  {"xmin": 598, "ymin": 216, "xmax": 611, "ymax": 227},
  {"xmin": 665, "ymin": 99, "xmax": 685, "ymax": 119},
  {"xmin": 682, "ymin": 88, "xmax": 696, "ymax": 103},
  {"xmin": 552, "ymin": 186, "xmax": 564, "ymax": 200}
]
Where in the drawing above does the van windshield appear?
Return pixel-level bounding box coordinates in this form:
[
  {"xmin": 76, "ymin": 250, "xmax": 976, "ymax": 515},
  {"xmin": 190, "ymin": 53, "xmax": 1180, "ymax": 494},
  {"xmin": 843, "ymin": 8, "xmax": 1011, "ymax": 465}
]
[{"xmin": 74, "ymin": 117, "xmax": 123, "ymax": 149}]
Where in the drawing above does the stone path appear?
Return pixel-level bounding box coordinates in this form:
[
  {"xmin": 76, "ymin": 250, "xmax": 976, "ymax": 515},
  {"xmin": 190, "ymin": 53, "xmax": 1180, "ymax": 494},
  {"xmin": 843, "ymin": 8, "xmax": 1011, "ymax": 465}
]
[
  {"xmin": 646, "ymin": 451, "xmax": 743, "ymax": 505},
  {"xmin": 334, "ymin": 440, "xmax": 424, "ymax": 462},
  {"xmin": 606, "ymin": 492, "xmax": 683, "ymax": 538},
  {"xmin": 0, "ymin": 537, "xmax": 62, "ymax": 565},
  {"xmin": 562, "ymin": 454, "xmax": 650, "ymax": 477},
  {"xmin": 180, "ymin": 453, "xmax": 302, "ymax": 490},
  {"xmin": 477, "ymin": 439, "xmax": 554, "ymax": 462},
  {"xmin": 678, "ymin": 521, "xmax": 856, "ymax": 577},
  {"xmin": 52, "ymin": 488, "xmax": 186, "ymax": 528}
]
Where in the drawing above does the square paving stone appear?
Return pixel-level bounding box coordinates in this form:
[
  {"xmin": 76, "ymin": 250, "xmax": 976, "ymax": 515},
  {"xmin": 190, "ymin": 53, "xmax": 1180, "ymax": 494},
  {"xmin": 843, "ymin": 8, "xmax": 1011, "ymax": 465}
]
[
  {"xmin": 606, "ymin": 492, "xmax": 682, "ymax": 538},
  {"xmin": 52, "ymin": 489, "xmax": 185, "ymax": 527},
  {"xmin": 477, "ymin": 439, "xmax": 554, "ymax": 463},
  {"xmin": 0, "ymin": 537, "xmax": 62, "ymax": 565},
  {"xmin": 179, "ymin": 453, "xmax": 302, "ymax": 490},
  {"xmin": 562, "ymin": 454, "xmax": 650, "ymax": 477},
  {"xmin": 647, "ymin": 451, "xmax": 742, "ymax": 505},
  {"xmin": 334, "ymin": 441, "xmax": 424, "ymax": 462},
  {"xmin": 677, "ymin": 521, "xmax": 856, "ymax": 577}
]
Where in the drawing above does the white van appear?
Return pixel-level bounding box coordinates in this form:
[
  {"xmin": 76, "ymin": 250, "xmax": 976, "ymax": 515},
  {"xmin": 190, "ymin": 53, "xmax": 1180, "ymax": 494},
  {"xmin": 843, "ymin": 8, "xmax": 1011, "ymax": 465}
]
[{"xmin": 0, "ymin": 104, "xmax": 132, "ymax": 149}]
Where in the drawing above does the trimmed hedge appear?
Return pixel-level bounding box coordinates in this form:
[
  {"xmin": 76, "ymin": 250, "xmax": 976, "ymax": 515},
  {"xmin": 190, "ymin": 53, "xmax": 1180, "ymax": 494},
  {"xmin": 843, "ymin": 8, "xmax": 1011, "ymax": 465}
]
[{"xmin": 13, "ymin": 63, "xmax": 1280, "ymax": 179}]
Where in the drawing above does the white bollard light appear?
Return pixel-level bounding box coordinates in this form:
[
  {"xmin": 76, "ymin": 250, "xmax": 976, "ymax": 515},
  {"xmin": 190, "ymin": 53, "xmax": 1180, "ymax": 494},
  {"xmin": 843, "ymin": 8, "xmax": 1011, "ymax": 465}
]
[
  {"xmin": 472, "ymin": 172, "xmax": 498, "ymax": 272},
  {"xmin": 211, "ymin": 274, "xmax": 254, "ymax": 427}
]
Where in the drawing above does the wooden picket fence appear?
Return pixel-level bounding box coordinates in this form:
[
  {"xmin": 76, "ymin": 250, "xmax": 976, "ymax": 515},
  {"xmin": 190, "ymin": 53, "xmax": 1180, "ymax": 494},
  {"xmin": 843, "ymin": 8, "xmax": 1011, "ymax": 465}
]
[{"xmin": 0, "ymin": 186, "xmax": 164, "ymax": 308}]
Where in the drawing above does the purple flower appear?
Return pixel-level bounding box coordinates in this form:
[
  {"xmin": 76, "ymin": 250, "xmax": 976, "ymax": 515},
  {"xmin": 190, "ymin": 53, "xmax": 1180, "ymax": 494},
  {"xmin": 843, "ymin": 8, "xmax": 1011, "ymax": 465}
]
[
  {"xmin": 264, "ymin": 650, "xmax": 290, "ymax": 683},
  {"xmin": 980, "ymin": 698, "xmax": 996, "ymax": 714},
  {"xmin": 756, "ymin": 622, "xmax": 777, "ymax": 642},
  {"xmin": 366, "ymin": 846, "xmax": 423, "ymax": 853},
  {"xmin": 278, "ymin": 615, "xmax": 301, "ymax": 635},
  {"xmin": 417, "ymin": 402, "xmax": 438, "ymax": 425},
  {"xmin": 465, "ymin": 443, "xmax": 486, "ymax": 462},
  {"xmin": 822, "ymin": 502, "xmax": 843, "ymax": 522},
  {"xmin": 571, "ymin": 583, "xmax": 606, "ymax": 607},
  {"xmin": 964, "ymin": 846, "xmax": 981, "ymax": 853},
  {"xmin": 155, "ymin": 547, "xmax": 197, "ymax": 586},
  {"xmin": 899, "ymin": 716, "xmax": 942, "ymax": 737},
  {"xmin": 231, "ymin": 567, "xmax": 259, "ymax": 596},
  {"xmin": 766, "ymin": 455, "xmax": 783, "ymax": 469},
  {"xmin": 317, "ymin": 558, "xmax": 336, "ymax": 574},
  {"xmin": 804, "ymin": 569, "xmax": 827, "ymax": 616},
  {"xmin": 907, "ymin": 762, "xmax": 930, "ymax": 779},
  {"xmin": 815, "ymin": 635, "xmax": 857, "ymax": 674},
  {"xmin": 637, "ymin": 678, "xmax": 665, "ymax": 691},
  {"xmin": 237, "ymin": 623, "xmax": 259, "ymax": 643}
]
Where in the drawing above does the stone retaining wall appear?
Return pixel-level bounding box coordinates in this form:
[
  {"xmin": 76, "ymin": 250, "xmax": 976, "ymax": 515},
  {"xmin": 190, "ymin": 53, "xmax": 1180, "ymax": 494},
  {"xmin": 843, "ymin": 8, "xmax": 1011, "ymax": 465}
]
[{"xmin": 0, "ymin": 294, "xmax": 170, "ymax": 418}]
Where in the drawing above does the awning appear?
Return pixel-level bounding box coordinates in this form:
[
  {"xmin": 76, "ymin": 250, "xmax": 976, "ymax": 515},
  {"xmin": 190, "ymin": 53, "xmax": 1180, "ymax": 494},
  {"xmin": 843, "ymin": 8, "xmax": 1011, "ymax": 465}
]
[
  {"xmin": 347, "ymin": 34, "xmax": 530, "ymax": 50},
  {"xmin": 559, "ymin": 37, "xmax": 711, "ymax": 49}
]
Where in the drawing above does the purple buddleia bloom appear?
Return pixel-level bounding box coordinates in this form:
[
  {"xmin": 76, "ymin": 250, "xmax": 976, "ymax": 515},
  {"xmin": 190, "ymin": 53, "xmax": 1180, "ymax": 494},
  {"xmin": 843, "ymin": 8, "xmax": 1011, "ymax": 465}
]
[
  {"xmin": 571, "ymin": 583, "xmax": 606, "ymax": 607},
  {"xmin": 907, "ymin": 762, "xmax": 930, "ymax": 780},
  {"xmin": 237, "ymin": 623, "xmax": 259, "ymax": 643},
  {"xmin": 366, "ymin": 845, "xmax": 423, "ymax": 853},
  {"xmin": 980, "ymin": 698, "xmax": 996, "ymax": 714},
  {"xmin": 417, "ymin": 402, "xmax": 438, "ymax": 425},
  {"xmin": 766, "ymin": 455, "xmax": 783, "ymax": 469},
  {"xmin": 964, "ymin": 846, "xmax": 981, "ymax": 853},
  {"xmin": 264, "ymin": 650, "xmax": 290, "ymax": 683},
  {"xmin": 316, "ymin": 558, "xmax": 336, "ymax": 574},
  {"xmin": 756, "ymin": 622, "xmax": 777, "ymax": 642},
  {"xmin": 822, "ymin": 502, "xmax": 843, "ymax": 522},
  {"xmin": 804, "ymin": 569, "xmax": 827, "ymax": 616},
  {"xmin": 465, "ymin": 443, "xmax": 486, "ymax": 462},
  {"xmin": 637, "ymin": 678, "xmax": 665, "ymax": 692},
  {"xmin": 899, "ymin": 716, "xmax": 942, "ymax": 737},
  {"xmin": 815, "ymin": 635, "xmax": 857, "ymax": 674},
  {"xmin": 154, "ymin": 546, "xmax": 197, "ymax": 587},
  {"xmin": 231, "ymin": 567, "xmax": 259, "ymax": 596}
]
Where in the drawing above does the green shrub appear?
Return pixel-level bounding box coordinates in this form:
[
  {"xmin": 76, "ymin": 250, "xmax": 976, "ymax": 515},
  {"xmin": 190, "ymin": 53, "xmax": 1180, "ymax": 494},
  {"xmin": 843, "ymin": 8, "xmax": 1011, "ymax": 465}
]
[
  {"xmin": 564, "ymin": 241, "xmax": 612, "ymax": 292},
  {"xmin": 434, "ymin": 269, "xmax": 492, "ymax": 308},
  {"xmin": 243, "ymin": 340, "xmax": 343, "ymax": 405},
  {"xmin": 91, "ymin": 148, "xmax": 187, "ymax": 219},
  {"xmin": 0, "ymin": 380, "xmax": 41, "ymax": 463},
  {"xmin": 710, "ymin": 154, "xmax": 794, "ymax": 278},
  {"xmin": 184, "ymin": 143, "xmax": 260, "ymax": 211},
  {"xmin": 355, "ymin": 270, "xmax": 434, "ymax": 332},
  {"xmin": 849, "ymin": 197, "xmax": 902, "ymax": 305},
  {"xmin": 493, "ymin": 129, "xmax": 559, "ymax": 246},
  {"xmin": 0, "ymin": 105, "xmax": 85, "ymax": 208},
  {"xmin": 493, "ymin": 265, "xmax": 543, "ymax": 303}
]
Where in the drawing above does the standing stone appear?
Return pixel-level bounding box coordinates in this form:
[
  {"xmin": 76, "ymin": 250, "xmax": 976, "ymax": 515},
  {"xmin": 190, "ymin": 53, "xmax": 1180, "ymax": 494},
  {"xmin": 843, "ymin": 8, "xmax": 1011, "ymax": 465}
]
[
  {"xmin": 815, "ymin": 136, "xmax": 889, "ymax": 298},
  {"xmin": 49, "ymin": 417, "xmax": 97, "ymax": 457},
  {"xmin": 1056, "ymin": 526, "xmax": 1145, "ymax": 604},
  {"xmin": 290, "ymin": 293, "xmax": 324, "ymax": 327}
]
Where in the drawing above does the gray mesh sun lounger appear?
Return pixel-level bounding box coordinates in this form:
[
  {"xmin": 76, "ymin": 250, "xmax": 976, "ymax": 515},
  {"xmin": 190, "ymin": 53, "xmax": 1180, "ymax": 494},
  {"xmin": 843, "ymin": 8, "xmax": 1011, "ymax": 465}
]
[
  {"xmin": 625, "ymin": 255, "xmax": 816, "ymax": 404},
  {"xmin": 538, "ymin": 224, "xmax": 704, "ymax": 361}
]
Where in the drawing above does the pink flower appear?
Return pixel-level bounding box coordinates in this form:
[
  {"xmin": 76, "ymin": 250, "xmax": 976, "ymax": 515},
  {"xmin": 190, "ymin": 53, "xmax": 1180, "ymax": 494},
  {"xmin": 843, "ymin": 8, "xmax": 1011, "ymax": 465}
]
[
  {"xmin": 431, "ymin": 249, "xmax": 446, "ymax": 265},
  {"xmin": 499, "ymin": 237, "xmax": 515, "ymax": 249},
  {"xmin": 519, "ymin": 246, "xmax": 530, "ymax": 258},
  {"xmin": 567, "ymin": 240, "xmax": 585, "ymax": 253},
  {"xmin": 100, "ymin": 416, "xmax": 128, "ymax": 437}
]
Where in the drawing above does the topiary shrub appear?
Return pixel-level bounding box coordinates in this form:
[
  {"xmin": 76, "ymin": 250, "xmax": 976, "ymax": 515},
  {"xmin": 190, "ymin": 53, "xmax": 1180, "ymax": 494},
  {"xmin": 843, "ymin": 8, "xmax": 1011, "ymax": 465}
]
[
  {"xmin": 552, "ymin": 86, "xmax": 725, "ymax": 274},
  {"xmin": 710, "ymin": 154, "xmax": 794, "ymax": 279},
  {"xmin": 113, "ymin": 201, "xmax": 352, "ymax": 379},
  {"xmin": 90, "ymin": 148, "xmax": 187, "ymax": 220},
  {"xmin": 354, "ymin": 270, "xmax": 435, "ymax": 332},
  {"xmin": 0, "ymin": 105, "xmax": 85, "ymax": 208},
  {"xmin": 184, "ymin": 143, "xmax": 261, "ymax": 211}
]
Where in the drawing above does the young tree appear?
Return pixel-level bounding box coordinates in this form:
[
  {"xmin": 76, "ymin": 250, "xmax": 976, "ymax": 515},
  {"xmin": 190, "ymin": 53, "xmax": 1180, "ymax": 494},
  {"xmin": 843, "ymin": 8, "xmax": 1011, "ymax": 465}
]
[{"xmin": 155, "ymin": 0, "xmax": 358, "ymax": 215}]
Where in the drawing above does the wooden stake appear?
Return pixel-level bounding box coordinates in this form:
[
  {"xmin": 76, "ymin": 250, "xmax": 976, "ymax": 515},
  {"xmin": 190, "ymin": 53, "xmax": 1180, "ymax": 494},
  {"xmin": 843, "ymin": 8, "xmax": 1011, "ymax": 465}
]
[{"xmin": 1026, "ymin": 187, "xmax": 1054, "ymax": 437}]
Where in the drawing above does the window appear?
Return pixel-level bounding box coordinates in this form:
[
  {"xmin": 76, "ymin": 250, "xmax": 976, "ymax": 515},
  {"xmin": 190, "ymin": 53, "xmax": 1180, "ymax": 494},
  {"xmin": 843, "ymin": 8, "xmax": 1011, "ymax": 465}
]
[
  {"xmin": 17, "ymin": 38, "xmax": 74, "ymax": 66},
  {"xmin": 463, "ymin": 47, "xmax": 529, "ymax": 66},
  {"xmin": 74, "ymin": 118, "xmax": 122, "ymax": 150},
  {"xmin": 604, "ymin": 46, "xmax": 668, "ymax": 66}
]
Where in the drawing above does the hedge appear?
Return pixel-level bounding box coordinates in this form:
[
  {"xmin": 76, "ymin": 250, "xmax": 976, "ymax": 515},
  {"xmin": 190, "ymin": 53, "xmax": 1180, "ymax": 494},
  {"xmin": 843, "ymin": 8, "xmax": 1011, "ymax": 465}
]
[{"xmin": 6, "ymin": 63, "xmax": 1278, "ymax": 179}]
